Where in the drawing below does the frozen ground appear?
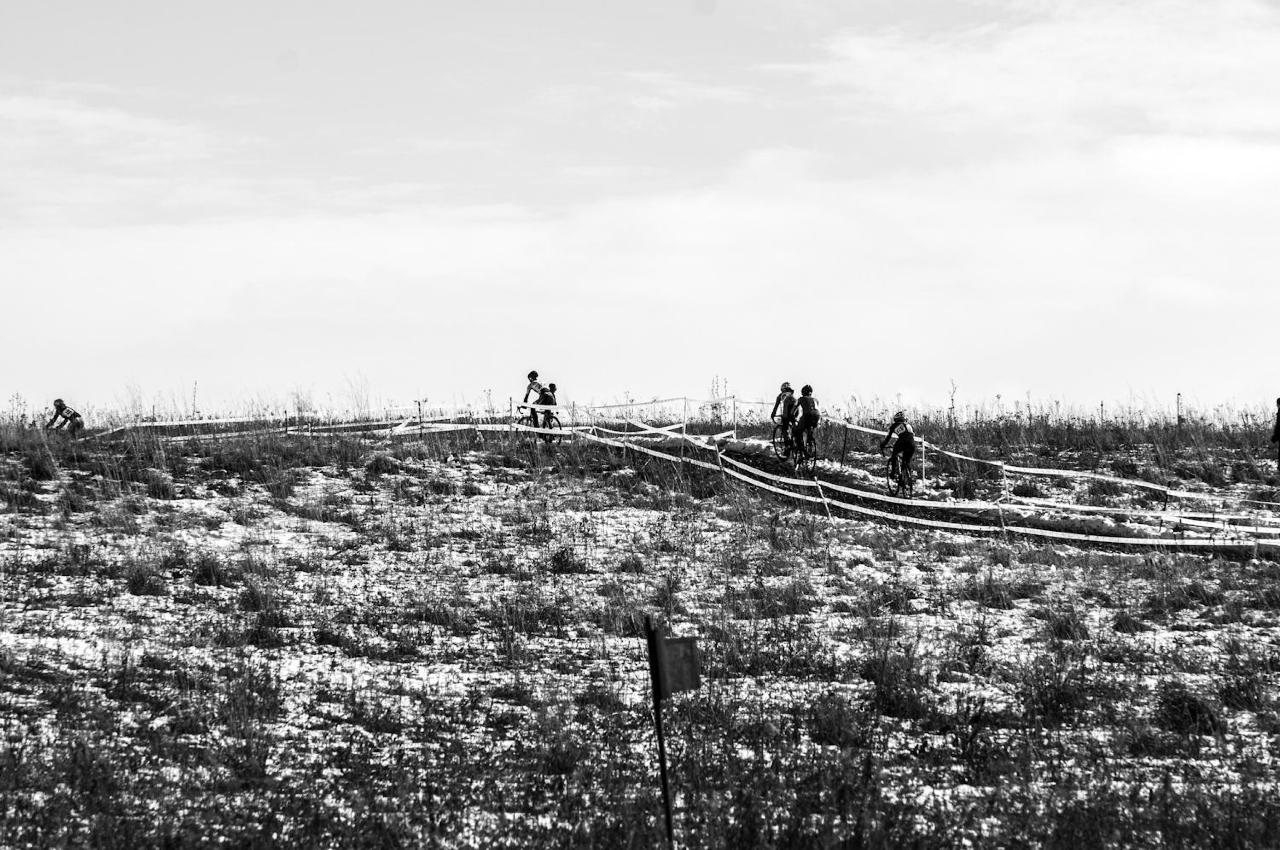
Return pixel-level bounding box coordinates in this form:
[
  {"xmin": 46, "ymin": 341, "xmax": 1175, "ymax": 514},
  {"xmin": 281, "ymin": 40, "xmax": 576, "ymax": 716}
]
[{"xmin": 1, "ymin": 428, "xmax": 1278, "ymax": 848}]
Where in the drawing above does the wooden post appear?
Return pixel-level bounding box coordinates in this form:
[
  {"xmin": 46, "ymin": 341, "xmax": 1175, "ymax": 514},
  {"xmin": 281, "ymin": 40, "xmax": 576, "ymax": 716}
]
[
  {"xmin": 732, "ymin": 396, "xmax": 738, "ymax": 440},
  {"xmin": 840, "ymin": 423, "xmax": 848, "ymax": 466},
  {"xmin": 680, "ymin": 398, "xmax": 688, "ymax": 481},
  {"xmin": 815, "ymin": 481, "xmax": 833, "ymax": 520}
]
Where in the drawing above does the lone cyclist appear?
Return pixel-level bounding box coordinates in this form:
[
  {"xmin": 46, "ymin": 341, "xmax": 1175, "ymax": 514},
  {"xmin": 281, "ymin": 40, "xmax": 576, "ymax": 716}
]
[
  {"xmin": 792, "ymin": 385, "xmax": 820, "ymax": 458},
  {"xmin": 45, "ymin": 399, "xmax": 85, "ymax": 437},
  {"xmin": 770, "ymin": 382, "xmax": 798, "ymax": 456},
  {"xmin": 1271, "ymin": 397, "xmax": 1279, "ymax": 464},
  {"xmin": 880, "ymin": 411, "xmax": 916, "ymax": 480}
]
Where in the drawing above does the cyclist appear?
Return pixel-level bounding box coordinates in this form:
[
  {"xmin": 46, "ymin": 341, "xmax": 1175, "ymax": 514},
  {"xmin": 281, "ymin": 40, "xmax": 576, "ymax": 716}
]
[
  {"xmin": 45, "ymin": 399, "xmax": 85, "ymax": 437},
  {"xmin": 535, "ymin": 383, "xmax": 558, "ymax": 428},
  {"xmin": 522, "ymin": 371, "xmax": 543, "ymax": 428},
  {"xmin": 792, "ymin": 385, "xmax": 820, "ymax": 460},
  {"xmin": 880, "ymin": 411, "xmax": 917, "ymax": 482},
  {"xmin": 770, "ymin": 382, "xmax": 798, "ymax": 456},
  {"xmin": 1272, "ymin": 397, "xmax": 1279, "ymax": 463}
]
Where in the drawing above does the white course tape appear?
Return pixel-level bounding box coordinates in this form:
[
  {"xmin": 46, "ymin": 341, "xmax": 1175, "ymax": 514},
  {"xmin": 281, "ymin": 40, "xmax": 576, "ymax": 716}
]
[
  {"xmin": 579, "ymin": 397, "xmax": 689, "ymax": 411},
  {"xmin": 1003, "ymin": 493, "xmax": 1265, "ymax": 524},
  {"xmin": 716, "ymin": 452, "xmax": 823, "ymax": 489},
  {"xmin": 129, "ymin": 409, "xmax": 1280, "ymax": 550},
  {"xmin": 719, "ymin": 455, "xmax": 1274, "ymax": 550},
  {"xmin": 838, "ymin": 421, "xmax": 1239, "ymax": 504}
]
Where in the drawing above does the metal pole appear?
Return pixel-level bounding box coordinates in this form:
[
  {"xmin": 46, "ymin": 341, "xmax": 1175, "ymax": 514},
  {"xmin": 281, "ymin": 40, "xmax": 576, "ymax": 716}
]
[{"xmin": 646, "ymin": 617, "xmax": 676, "ymax": 850}]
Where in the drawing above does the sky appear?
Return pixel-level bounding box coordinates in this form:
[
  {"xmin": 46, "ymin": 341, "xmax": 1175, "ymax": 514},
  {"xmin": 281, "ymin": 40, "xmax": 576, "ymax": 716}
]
[{"xmin": 3, "ymin": 0, "xmax": 1280, "ymax": 419}]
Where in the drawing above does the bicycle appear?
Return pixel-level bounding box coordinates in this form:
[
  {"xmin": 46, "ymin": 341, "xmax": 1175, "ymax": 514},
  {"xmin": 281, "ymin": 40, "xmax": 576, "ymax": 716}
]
[
  {"xmin": 885, "ymin": 453, "xmax": 914, "ymax": 498},
  {"xmin": 518, "ymin": 405, "xmax": 563, "ymax": 445},
  {"xmin": 771, "ymin": 419, "xmax": 795, "ymax": 459},
  {"xmin": 792, "ymin": 426, "xmax": 818, "ymax": 475}
]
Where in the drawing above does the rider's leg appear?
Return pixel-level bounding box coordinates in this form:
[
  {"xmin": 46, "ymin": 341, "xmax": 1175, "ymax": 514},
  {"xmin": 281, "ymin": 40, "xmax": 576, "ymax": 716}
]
[
  {"xmin": 901, "ymin": 443, "xmax": 916, "ymax": 478},
  {"xmin": 895, "ymin": 444, "xmax": 915, "ymax": 482}
]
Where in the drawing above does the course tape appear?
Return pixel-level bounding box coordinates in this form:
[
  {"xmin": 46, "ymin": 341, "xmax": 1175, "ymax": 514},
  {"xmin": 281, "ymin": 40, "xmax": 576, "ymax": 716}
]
[
  {"xmin": 127, "ymin": 413, "xmax": 1278, "ymax": 550},
  {"xmin": 1003, "ymin": 492, "xmax": 1268, "ymax": 524},
  {"xmin": 583, "ymin": 431, "xmax": 1275, "ymax": 548},
  {"xmin": 837, "ymin": 421, "xmax": 1242, "ymax": 504},
  {"xmin": 715, "ymin": 453, "xmax": 1274, "ymax": 550}
]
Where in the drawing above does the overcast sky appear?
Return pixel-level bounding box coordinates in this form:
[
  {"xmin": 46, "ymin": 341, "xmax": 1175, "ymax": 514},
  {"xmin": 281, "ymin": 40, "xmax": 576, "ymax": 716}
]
[{"xmin": 4, "ymin": 0, "xmax": 1279, "ymax": 417}]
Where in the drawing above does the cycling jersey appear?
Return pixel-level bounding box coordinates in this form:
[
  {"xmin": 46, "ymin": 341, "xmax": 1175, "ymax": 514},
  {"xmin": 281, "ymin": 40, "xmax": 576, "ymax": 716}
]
[
  {"xmin": 47, "ymin": 405, "xmax": 84, "ymax": 433},
  {"xmin": 881, "ymin": 421, "xmax": 916, "ymax": 453},
  {"xmin": 523, "ymin": 380, "xmax": 543, "ymax": 403},
  {"xmin": 771, "ymin": 391, "xmax": 798, "ymax": 423},
  {"xmin": 796, "ymin": 395, "xmax": 820, "ymax": 423},
  {"xmin": 536, "ymin": 389, "xmax": 556, "ymax": 407}
]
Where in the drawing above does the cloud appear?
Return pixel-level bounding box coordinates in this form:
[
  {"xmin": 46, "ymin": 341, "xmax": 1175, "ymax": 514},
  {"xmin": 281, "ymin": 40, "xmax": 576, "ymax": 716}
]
[
  {"xmin": 0, "ymin": 93, "xmax": 219, "ymax": 165},
  {"xmin": 790, "ymin": 1, "xmax": 1280, "ymax": 142},
  {"xmin": 618, "ymin": 71, "xmax": 759, "ymax": 111}
]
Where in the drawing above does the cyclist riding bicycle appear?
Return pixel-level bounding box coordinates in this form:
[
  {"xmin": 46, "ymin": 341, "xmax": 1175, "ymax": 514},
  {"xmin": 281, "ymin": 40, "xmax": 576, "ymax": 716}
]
[
  {"xmin": 792, "ymin": 385, "xmax": 820, "ymax": 458},
  {"xmin": 45, "ymin": 399, "xmax": 84, "ymax": 437},
  {"xmin": 522, "ymin": 371, "xmax": 544, "ymax": 428},
  {"xmin": 880, "ymin": 411, "xmax": 916, "ymax": 479},
  {"xmin": 534, "ymin": 383, "xmax": 558, "ymax": 428},
  {"xmin": 770, "ymin": 382, "xmax": 798, "ymax": 456}
]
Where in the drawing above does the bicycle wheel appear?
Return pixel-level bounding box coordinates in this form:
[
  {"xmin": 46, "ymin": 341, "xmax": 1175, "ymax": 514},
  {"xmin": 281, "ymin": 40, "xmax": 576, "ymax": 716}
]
[
  {"xmin": 541, "ymin": 414, "xmax": 563, "ymax": 445},
  {"xmin": 795, "ymin": 433, "xmax": 817, "ymax": 475},
  {"xmin": 885, "ymin": 459, "xmax": 896, "ymax": 495},
  {"xmin": 901, "ymin": 466, "xmax": 914, "ymax": 499},
  {"xmin": 771, "ymin": 423, "xmax": 790, "ymax": 459}
]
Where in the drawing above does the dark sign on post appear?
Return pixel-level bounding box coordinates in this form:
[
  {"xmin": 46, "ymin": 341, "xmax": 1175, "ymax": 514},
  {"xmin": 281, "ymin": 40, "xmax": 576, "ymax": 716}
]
[
  {"xmin": 649, "ymin": 630, "xmax": 701, "ymax": 701},
  {"xmin": 645, "ymin": 616, "xmax": 701, "ymax": 850}
]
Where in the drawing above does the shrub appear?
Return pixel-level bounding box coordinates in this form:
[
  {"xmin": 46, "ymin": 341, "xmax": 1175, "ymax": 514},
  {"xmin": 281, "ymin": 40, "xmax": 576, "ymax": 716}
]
[
  {"xmin": 1044, "ymin": 608, "xmax": 1090, "ymax": 641},
  {"xmin": 808, "ymin": 690, "xmax": 871, "ymax": 748},
  {"xmin": 191, "ymin": 552, "xmax": 239, "ymax": 586},
  {"xmin": 1011, "ymin": 480, "xmax": 1043, "ymax": 498},
  {"xmin": 366, "ymin": 453, "xmax": 400, "ymax": 476},
  {"xmin": 861, "ymin": 638, "xmax": 931, "ymax": 720},
  {"xmin": 145, "ymin": 469, "xmax": 175, "ymax": 500},
  {"xmin": 1088, "ymin": 478, "xmax": 1124, "ymax": 498},
  {"xmin": 1112, "ymin": 610, "xmax": 1149, "ymax": 634},
  {"xmin": 548, "ymin": 546, "xmax": 589, "ymax": 574},
  {"xmin": 1154, "ymin": 680, "xmax": 1223, "ymax": 735},
  {"xmin": 125, "ymin": 562, "xmax": 167, "ymax": 596},
  {"xmin": 22, "ymin": 446, "xmax": 58, "ymax": 481},
  {"xmin": 1020, "ymin": 654, "xmax": 1090, "ymax": 726}
]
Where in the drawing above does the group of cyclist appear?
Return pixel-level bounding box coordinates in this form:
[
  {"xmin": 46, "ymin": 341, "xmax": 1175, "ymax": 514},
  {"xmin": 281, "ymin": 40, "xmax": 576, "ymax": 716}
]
[
  {"xmin": 522, "ymin": 371, "xmax": 559, "ymax": 429},
  {"xmin": 770, "ymin": 380, "xmax": 916, "ymax": 481},
  {"xmin": 769, "ymin": 382, "xmax": 821, "ymax": 462},
  {"xmin": 520, "ymin": 370, "xmax": 917, "ymax": 482}
]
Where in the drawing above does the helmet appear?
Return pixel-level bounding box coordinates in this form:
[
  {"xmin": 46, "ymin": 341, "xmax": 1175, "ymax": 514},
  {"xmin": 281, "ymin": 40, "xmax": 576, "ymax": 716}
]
[
  {"xmin": 893, "ymin": 411, "xmax": 906, "ymax": 422},
  {"xmin": 801, "ymin": 384, "xmax": 812, "ymax": 395},
  {"xmin": 527, "ymin": 371, "xmax": 538, "ymax": 381},
  {"xmin": 53, "ymin": 398, "xmax": 65, "ymax": 408},
  {"xmin": 780, "ymin": 382, "xmax": 792, "ymax": 392},
  {"xmin": 548, "ymin": 383, "xmax": 557, "ymax": 392}
]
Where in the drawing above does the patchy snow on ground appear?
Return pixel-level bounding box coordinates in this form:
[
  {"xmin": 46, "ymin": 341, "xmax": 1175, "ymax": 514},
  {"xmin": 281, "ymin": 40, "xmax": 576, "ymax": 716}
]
[{"xmin": 1, "ymin": 431, "xmax": 1279, "ymax": 847}]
